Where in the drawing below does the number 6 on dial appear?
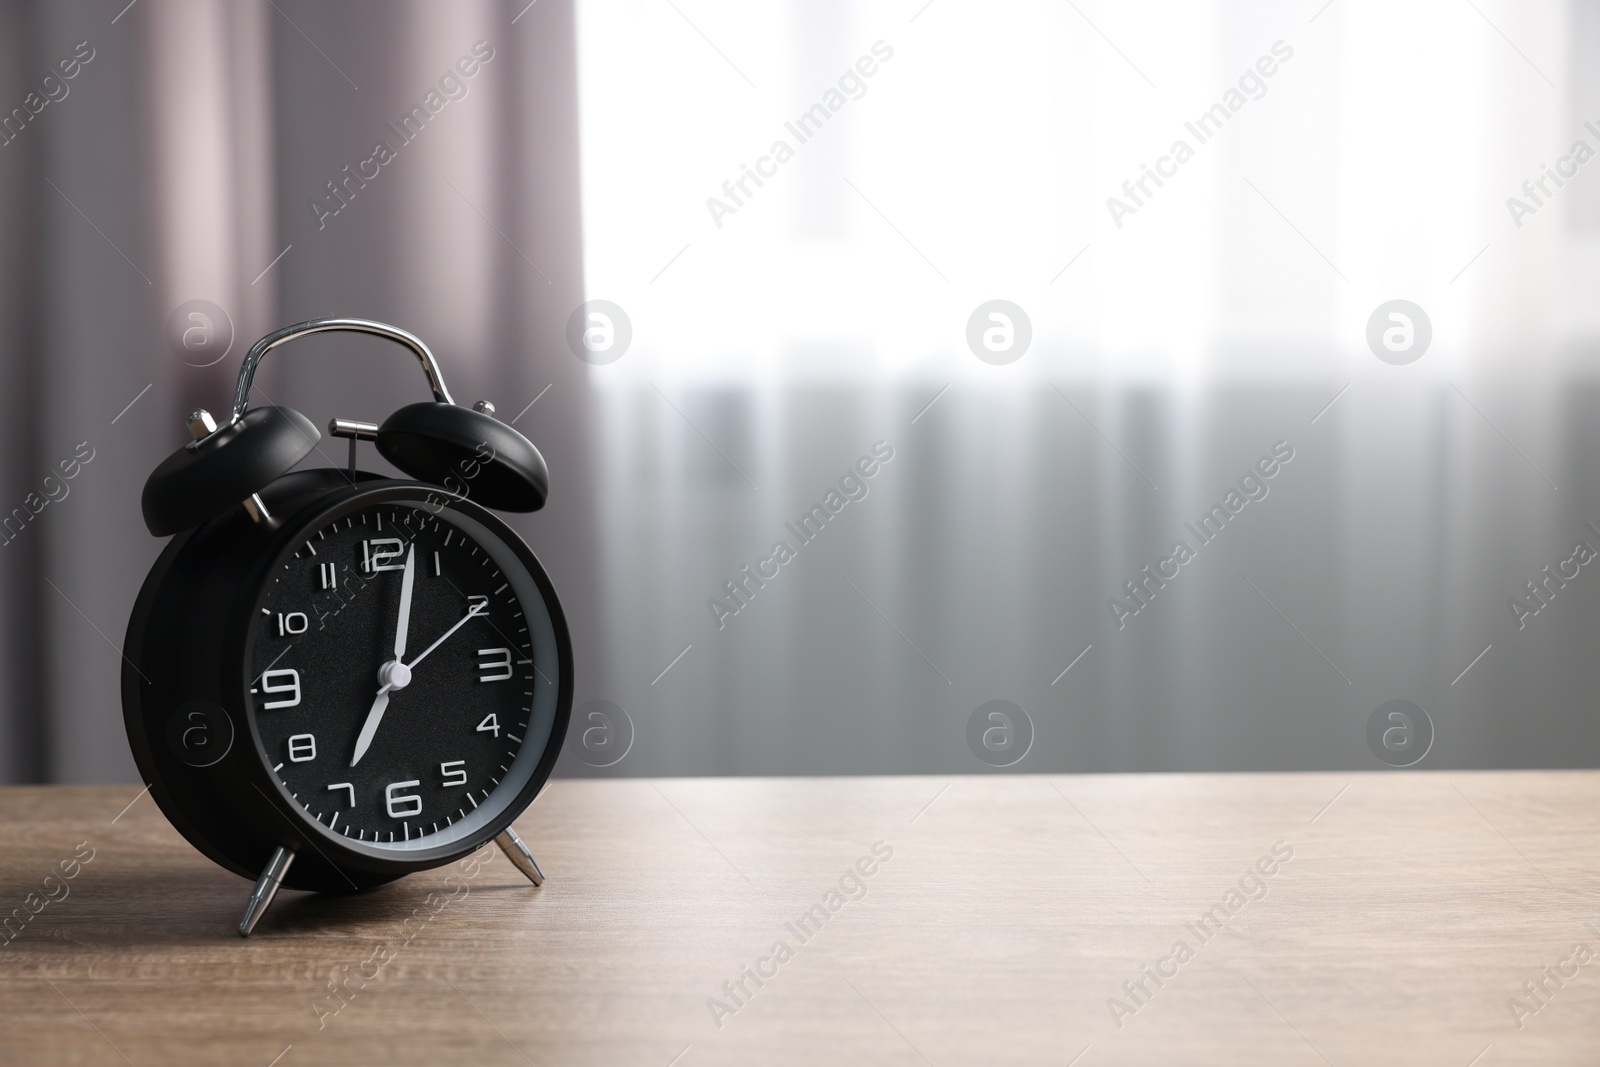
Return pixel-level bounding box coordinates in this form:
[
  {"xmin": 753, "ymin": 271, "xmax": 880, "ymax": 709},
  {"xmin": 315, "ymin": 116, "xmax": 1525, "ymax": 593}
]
[{"xmin": 385, "ymin": 781, "xmax": 422, "ymax": 819}]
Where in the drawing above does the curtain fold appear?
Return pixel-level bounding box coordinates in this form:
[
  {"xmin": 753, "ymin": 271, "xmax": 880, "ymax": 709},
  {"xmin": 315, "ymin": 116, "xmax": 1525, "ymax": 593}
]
[{"xmin": 0, "ymin": 0, "xmax": 589, "ymax": 783}]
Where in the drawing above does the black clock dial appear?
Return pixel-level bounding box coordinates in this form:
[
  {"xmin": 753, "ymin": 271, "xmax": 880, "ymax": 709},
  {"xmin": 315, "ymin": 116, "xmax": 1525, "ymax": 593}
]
[{"xmin": 247, "ymin": 502, "xmax": 542, "ymax": 847}]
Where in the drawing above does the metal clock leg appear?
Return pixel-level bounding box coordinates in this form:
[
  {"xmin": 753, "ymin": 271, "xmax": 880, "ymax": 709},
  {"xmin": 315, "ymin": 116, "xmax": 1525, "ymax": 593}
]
[
  {"xmin": 238, "ymin": 846, "xmax": 295, "ymax": 936},
  {"xmin": 494, "ymin": 828, "xmax": 544, "ymax": 886}
]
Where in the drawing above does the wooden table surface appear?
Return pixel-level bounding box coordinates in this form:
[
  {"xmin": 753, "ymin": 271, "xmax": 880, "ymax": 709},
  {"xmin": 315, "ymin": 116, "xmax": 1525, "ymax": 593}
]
[{"xmin": 2, "ymin": 772, "xmax": 1597, "ymax": 1065}]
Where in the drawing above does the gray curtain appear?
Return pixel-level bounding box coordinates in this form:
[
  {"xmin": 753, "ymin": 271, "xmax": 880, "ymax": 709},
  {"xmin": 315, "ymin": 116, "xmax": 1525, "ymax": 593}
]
[
  {"xmin": 0, "ymin": 0, "xmax": 591, "ymax": 782},
  {"xmin": 7, "ymin": 0, "xmax": 1599, "ymax": 784}
]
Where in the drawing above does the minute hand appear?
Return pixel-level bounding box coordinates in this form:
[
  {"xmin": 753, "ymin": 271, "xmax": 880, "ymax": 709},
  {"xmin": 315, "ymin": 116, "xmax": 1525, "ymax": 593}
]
[
  {"xmin": 403, "ymin": 601, "xmax": 487, "ymax": 674},
  {"xmin": 393, "ymin": 544, "xmax": 416, "ymax": 661}
]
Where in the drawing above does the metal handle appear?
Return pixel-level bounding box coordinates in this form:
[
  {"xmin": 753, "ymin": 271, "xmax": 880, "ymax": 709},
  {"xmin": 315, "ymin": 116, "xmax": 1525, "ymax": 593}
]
[{"xmin": 222, "ymin": 318, "xmax": 455, "ymax": 430}]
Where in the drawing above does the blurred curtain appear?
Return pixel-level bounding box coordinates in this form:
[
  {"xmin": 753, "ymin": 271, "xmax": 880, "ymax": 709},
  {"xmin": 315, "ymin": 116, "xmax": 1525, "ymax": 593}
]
[
  {"xmin": 564, "ymin": 0, "xmax": 1600, "ymax": 775},
  {"xmin": 0, "ymin": 0, "xmax": 590, "ymax": 782}
]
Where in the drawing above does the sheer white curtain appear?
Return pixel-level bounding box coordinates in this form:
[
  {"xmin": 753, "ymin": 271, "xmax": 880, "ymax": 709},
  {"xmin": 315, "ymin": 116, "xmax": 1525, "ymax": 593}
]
[
  {"xmin": 568, "ymin": 0, "xmax": 1599, "ymax": 775},
  {"xmin": 576, "ymin": 0, "xmax": 1587, "ymax": 386}
]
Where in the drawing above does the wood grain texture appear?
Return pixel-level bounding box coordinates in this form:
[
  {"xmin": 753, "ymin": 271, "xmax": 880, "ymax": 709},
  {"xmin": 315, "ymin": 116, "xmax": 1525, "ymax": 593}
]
[{"xmin": 1, "ymin": 773, "xmax": 1597, "ymax": 1065}]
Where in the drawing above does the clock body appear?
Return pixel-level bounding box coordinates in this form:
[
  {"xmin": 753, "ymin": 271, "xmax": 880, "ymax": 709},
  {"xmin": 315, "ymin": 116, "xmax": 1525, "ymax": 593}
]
[{"xmin": 122, "ymin": 468, "xmax": 573, "ymax": 893}]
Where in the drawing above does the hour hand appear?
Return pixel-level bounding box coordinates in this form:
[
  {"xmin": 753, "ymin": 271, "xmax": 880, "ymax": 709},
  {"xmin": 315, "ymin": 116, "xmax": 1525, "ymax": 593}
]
[
  {"xmin": 349, "ymin": 689, "xmax": 389, "ymax": 768},
  {"xmin": 349, "ymin": 657, "xmax": 410, "ymax": 767}
]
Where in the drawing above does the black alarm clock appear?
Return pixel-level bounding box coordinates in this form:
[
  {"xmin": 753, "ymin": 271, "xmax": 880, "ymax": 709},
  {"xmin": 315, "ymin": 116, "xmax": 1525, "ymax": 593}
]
[{"xmin": 122, "ymin": 318, "xmax": 573, "ymax": 935}]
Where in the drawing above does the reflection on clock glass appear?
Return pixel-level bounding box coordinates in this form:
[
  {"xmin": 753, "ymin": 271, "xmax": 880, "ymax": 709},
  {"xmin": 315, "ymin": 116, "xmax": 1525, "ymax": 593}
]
[{"xmin": 248, "ymin": 503, "xmax": 537, "ymax": 846}]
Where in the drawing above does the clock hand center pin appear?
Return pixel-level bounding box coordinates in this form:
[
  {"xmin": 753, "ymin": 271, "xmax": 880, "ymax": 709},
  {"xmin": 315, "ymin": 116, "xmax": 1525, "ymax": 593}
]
[{"xmin": 377, "ymin": 660, "xmax": 412, "ymax": 690}]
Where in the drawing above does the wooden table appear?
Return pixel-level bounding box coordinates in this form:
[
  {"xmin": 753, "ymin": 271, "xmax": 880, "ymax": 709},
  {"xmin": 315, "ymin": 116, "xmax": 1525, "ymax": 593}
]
[{"xmin": 1, "ymin": 773, "xmax": 1597, "ymax": 1065}]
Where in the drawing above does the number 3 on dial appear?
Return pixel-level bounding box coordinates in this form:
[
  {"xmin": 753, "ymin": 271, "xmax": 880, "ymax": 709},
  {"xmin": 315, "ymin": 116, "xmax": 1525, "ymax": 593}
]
[{"xmin": 477, "ymin": 648, "xmax": 512, "ymax": 682}]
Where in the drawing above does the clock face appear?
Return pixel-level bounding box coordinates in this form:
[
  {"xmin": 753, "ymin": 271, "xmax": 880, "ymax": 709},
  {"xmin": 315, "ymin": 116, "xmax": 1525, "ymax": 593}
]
[{"xmin": 246, "ymin": 498, "xmax": 557, "ymax": 851}]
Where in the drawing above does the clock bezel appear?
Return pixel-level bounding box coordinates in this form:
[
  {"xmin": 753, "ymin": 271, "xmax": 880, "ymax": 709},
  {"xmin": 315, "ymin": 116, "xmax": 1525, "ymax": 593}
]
[{"xmin": 238, "ymin": 486, "xmax": 571, "ymax": 867}]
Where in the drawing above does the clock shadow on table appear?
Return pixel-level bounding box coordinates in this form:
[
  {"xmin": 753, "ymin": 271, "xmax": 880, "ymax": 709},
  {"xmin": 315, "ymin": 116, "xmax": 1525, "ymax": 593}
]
[
  {"xmin": 262, "ymin": 877, "xmax": 545, "ymax": 935},
  {"xmin": 2, "ymin": 867, "xmax": 542, "ymax": 948},
  {"xmin": 253, "ymin": 884, "xmax": 549, "ymax": 944}
]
